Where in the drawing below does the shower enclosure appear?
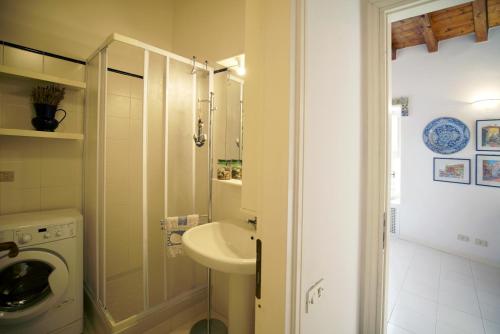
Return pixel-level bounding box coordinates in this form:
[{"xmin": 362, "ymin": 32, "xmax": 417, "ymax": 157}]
[{"xmin": 84, "ymin": 34, "xmax": 213, "ymax": 329}]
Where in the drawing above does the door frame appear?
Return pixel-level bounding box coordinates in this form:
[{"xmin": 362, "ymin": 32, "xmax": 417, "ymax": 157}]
[{"xmin": 360, "ymin": 0, "xmax": 470, "ymax": 333}]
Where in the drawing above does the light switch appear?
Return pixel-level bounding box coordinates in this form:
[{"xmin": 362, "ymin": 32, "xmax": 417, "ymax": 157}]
[{"xmin": 305, "ymin": 278, "xmax": 325, "ymax": 313}]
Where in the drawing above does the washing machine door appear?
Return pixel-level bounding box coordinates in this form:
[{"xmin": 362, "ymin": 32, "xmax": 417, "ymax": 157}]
[{"xmin": 0, "ymin": 250, "xmax": 69, "ymax": 322}]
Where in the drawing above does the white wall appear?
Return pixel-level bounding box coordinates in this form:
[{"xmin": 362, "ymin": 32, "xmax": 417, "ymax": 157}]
[
  {"xmin": 393, "ymin": 27, "xmax": 500, "ymax": 266},
  {"xmin": 172, "ymin": 0, "xmax": 245, "ymax": 63},
  {"xmin": 0, "ymin": 0, "xmax": 175, "ymax": 60},
  {"xmin": 300, "ymin": 0, "xmax": 362, "ymax": 333}
]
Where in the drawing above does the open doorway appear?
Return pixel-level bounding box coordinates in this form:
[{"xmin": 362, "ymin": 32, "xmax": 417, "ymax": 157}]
[{"xmin": 386, "ymin": 1, "xmax": 500, "ymax": 333}]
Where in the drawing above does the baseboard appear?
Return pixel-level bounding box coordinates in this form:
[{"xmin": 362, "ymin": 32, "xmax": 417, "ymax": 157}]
[
  {"xmin": 396, "ymin": 235, "xmax": 500, "ymax": 269},
  {"xmin": 83, "ymin": 284, "xmax": 207, "ymax": 334},
  {"xmin": 84, "ymin": 287, "xmax": 112, "ymax": 334}
]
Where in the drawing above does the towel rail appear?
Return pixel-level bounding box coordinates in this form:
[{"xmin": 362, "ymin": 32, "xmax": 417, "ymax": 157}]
[{"xmin": 159, "ymin": 214, "xmax": 209, "ymax": 229}]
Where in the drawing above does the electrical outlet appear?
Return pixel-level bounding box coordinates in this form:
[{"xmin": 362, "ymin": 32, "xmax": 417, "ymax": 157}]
[
  {"xmin": 0, "ymin": 171, "xmax": 15, "ymax": 182},
  {"xmin": 475, "ymin": 238, "xmax": 488, "ymax": 247},
  {"xmin": 457, "ymin": 234, "xmax": 470, "ymax": 242}
]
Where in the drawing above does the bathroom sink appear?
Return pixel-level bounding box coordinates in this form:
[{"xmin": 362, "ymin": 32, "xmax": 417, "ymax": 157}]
[{"xmin": 182, "ymin": 220, "xmax": 256, "ymax": 275}]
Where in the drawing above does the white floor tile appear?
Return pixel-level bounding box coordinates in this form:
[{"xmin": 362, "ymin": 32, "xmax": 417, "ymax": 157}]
[
  {"xmin": 436, "ymin": 321, "xmax": 475, "ymax": 334},
  {"xmin": 386, "ymin": 239, "xmax": 500, "ymax": 334},
  {"xmin": 485, "ymin": 320, "xmax": 500, "ymax": 334},
  {"xmin": 475, "ymin": 275, "xmax": 500, "ymax": 293},
  {"xmin": 388, "ymin": 323, "xmax": 415, "ymax": 334},
  {"xmin": 480, "ymin": 301, "xmax": 500, "ymax": 326},
  {"xmin": 403, "ymin": 276, "xmax": 439, "ymax": 302},
  {"xmin": 440, "ymin": 270, "xmax": 474, "ymax": 288},
  {"xmin": 391, "ymin": 307, "xmax": 437, "ymax": 334},
  {"xmin": 390, "ymin": 292, "xmax": 438, "ymax": 334},
  {"xmin": 437, "ymin": 305, "xmax": 485, "ymax": 334},
  {"xmin": 441, "ymin": 254, "xmax": 472, "ymax": 277},
  {"xmin": 439, "ymin": 280, "xmax": 481, "ymax": 316}
]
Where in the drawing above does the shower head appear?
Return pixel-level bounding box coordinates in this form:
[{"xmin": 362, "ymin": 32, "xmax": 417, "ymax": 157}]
[{"xmin": 193, "ymin": 117, "xmax": 207, "ymax": 147}]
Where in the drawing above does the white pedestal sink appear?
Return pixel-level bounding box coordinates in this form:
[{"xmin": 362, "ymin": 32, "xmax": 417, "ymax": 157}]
[{"xmin": 182, "ymin": 220, "xmax": 256, "ymax": 334}]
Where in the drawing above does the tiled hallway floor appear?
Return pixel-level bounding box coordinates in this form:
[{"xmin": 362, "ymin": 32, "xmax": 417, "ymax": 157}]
[{"xmin": 387, "ymin": 238, "xmax": 500, "ymax": 334}]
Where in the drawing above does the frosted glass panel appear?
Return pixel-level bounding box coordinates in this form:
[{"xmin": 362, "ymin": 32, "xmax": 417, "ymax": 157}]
[
  {"xmin": 146, "ymin": 52, "xmax": 166, "ymax": 308},
  {"xmin": 87, "ymin": 42, "xmax": 213, "ymax": 325},
  {"xmin": 164, "ymin": 59, "xmax": 207, "ymax": 300},
  {"xmin": 104, "ymin": 42, "xmax": 144, "ymax": 321}
]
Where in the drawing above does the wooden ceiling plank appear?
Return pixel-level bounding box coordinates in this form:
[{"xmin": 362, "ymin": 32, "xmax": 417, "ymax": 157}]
[
  {"xmin": 488, "ymin": 0, "xmax": 500, "ymax": 27},
  {"xmin": 472, "ymin": 0, "xmax": 488, "ymax": 42},
  {"xmin": 420, "ymin": 14, "xmax": 438, "ymax": 52},
  {"xmin": 431, "ymin": 3, "xmax": 472, "ymax": 21}
]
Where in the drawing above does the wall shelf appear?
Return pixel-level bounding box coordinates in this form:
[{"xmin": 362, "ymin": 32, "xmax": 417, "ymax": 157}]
[
  {"xmin": 213, "ymin": 178, "xmax": 242, "ymax": 187},
  {"xmin": 0, "ymin": 128, "xmax": 84, "ymax": 140},
  {"xmin": 0, "ymin": 65, "xmax": 86, "ymax": 89}
]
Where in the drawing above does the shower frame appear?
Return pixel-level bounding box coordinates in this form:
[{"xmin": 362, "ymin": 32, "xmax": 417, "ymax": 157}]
[{"xmin": 84, "ymin": 33, "xmax": 214, "ymax": 330}]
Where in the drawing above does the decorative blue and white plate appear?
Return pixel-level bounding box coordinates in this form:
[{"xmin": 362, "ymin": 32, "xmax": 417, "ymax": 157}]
[{"xmin": 423, "ymin": 117, "xmax": 470, "ymax": 154}]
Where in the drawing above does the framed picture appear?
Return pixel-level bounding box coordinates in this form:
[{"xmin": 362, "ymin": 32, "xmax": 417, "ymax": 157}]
[
  {"xmin": 476, "ymin": 119, "xmax": 500, "ymax": 151},
  {"xmin": 433, "ymin": 158, "xmax": 471, "ymax": 184},
  {"xmin": 476, "ymin": 154, "xmax": 500, "ymax": 188}
]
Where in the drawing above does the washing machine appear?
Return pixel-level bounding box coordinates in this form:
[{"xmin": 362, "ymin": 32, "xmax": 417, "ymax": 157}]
[{"xmin": 0, "ymin": 209, "xmax": 83, "ymax": 334}]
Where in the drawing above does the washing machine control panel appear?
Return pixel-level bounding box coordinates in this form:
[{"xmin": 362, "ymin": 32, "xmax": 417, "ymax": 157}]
[{"xmin": 16, "ymin": 222, "xmax": 76, "ymax": 245}]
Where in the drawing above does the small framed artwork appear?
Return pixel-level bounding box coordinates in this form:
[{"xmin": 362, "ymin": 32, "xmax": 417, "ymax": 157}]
[
  {"xmin": 433, "ymin": 158, "xmax": 471, "ymax": 184},
  {"xmin": 476, "ymin": 119, "xmax": 500, "ymax": 151},
  {"xmin": 476, "ymin": 154, "xmax": 500, "ymax": 188}
]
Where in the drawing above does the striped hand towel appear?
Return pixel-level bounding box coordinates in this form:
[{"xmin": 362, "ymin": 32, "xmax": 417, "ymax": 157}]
[{"xmin": 161, "ymin": 214, "xmax": 199, "ymax": 258}]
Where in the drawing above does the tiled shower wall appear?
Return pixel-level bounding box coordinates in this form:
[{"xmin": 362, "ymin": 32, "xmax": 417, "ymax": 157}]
[{"xmin": 105, "ymin": 71, "xmax": 143, "ymax": 278}]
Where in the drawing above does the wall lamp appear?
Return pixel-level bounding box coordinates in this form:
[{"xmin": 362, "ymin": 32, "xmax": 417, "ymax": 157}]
[{"xmin": 471, "ymin": 98, "xmax": 500, "ymax": 111}]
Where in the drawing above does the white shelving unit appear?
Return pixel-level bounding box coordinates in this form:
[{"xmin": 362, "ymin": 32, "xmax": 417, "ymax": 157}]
[
  {"xmin": 0, "ymin": 64, "xmax": 86, "ymax": 89},
  {"xmin": 0, "ymin": 128, "xmax": 84, "ymax": 140}
]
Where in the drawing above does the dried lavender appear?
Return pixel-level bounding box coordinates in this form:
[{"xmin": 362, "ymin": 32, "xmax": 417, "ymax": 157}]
[{"xmin": 32, "ymin": 85, "xmax": 66, "ymax": 106}]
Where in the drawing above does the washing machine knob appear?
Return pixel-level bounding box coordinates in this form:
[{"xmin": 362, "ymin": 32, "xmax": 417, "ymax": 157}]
[
  {"xmin": 20, "ymin": 234, "xmax": 32, "ymax": 243},
  {"xmin": 44, "ymin": 232, "xmax": 51, "ymax": 239},
  {"xmin": 56, "ymin": 230, "xmax": 62, "ymax": 237}
]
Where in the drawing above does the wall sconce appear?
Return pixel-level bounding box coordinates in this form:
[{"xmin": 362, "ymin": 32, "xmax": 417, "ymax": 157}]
[
  {"xmin": 216, "ymin": 54, "xmax": 246, "ymax": 77},
  {"xmin": 471, "ymin": 98, "xmax": 500, "ymax": 111}
]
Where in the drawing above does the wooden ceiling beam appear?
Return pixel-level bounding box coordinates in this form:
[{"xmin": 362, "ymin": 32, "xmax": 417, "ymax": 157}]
[
  {"xmin": 472, "ymin": 0, "xmax": 488, "ymax": 42},
  {"xmin": 420, "ymin": 14, "xmax": 438, "ymax": 52}
]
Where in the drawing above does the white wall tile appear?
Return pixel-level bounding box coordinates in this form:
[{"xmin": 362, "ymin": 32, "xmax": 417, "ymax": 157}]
[
  {"xmin": 4, "ymin": 46, "xmax": 43, "ymax": 72},
  {"xmin": 40, "ymin": 186, "xmax": 77, "ymax": 210},
  {"xmin": 108, "ymin": 94, "xmax": 130, "ymax": 118},
  {"xmin": 21, "ymin": 188, "xmax": 41, "ymax": 212},
  {"xmin": 130, "ymin": 77, "xmax": 143, "ymax": 99},
  {"xmin": 130, "ymin": 98, "xmax": 142, "ymax": 120},
  {"xmin": 1, "ymin": 103, "xmax": 32, "ymax": 129},
  {"xmin": 0, "ymin": 183, "xmax": 22, "ymax": 214},
  {"xmin": 106, "ymin": 115, "xmax": 130, "ymax": 140},
  {"xmin": 106, "ymin": 203, "xmax": 131, "ymax": 277},
  {"xmin": 108, "ymin": 72, "xmax": 131, "ymax": 97},
  {"xmin": 43, "ymin": 56, "xmax": 85, "ymax": 81}
]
